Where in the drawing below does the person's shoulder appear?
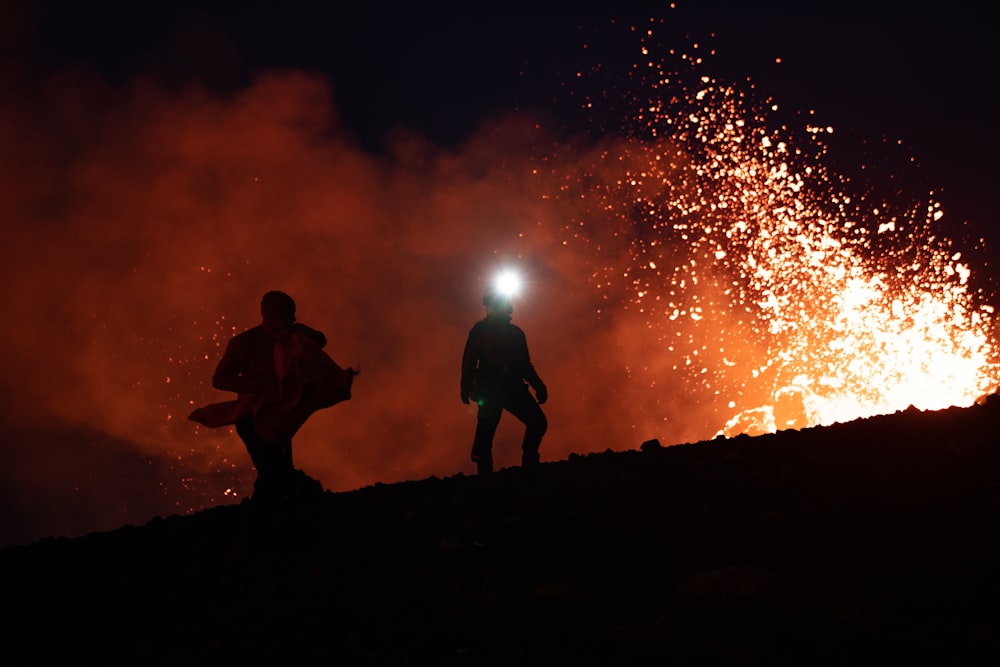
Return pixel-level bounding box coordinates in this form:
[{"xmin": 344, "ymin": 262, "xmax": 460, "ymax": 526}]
[
  {"xmin": 506, "ymin": 321, "xmax": 526, "ymax": 334},
  {"xmin": 290, "ymin": 322, "xmax": 327, "ymax": 346},
  {"xmin": 230, "ymin": 325, "xmax": 265, "ymax": 342},
  {"xmin": 291, "ymin": 322, "xmax": 323, "ymax": 336}
]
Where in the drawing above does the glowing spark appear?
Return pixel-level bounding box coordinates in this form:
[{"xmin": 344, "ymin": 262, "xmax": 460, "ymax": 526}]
[{"xmin": 545, "ymin": 25, "xmax": 999, "ymax": 440}]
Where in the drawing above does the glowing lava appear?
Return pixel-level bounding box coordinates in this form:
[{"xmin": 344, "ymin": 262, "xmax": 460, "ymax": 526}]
[{"xmin": 546, "ymin": 21, "xmax": 999, "ymax": 438}]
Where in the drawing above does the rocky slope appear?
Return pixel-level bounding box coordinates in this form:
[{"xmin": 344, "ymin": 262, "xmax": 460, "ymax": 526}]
[{"xmin": 2, "ymin": 395, "xmax": 998, "ymax": 665}]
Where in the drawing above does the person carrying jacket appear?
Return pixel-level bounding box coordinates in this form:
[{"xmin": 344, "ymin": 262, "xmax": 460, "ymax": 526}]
[{"xmin": 194, "ymin": 290, "xmax": 355, "ymax": 501}]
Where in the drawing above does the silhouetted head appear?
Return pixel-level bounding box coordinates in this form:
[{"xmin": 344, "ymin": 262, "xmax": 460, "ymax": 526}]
[
  {"xmin": 482, "ymin": 285, "xmax": 513, "ymax": 320},
  {"xmin": 260, "ymin": 290, "xmax": 296, "ymax": 331}
]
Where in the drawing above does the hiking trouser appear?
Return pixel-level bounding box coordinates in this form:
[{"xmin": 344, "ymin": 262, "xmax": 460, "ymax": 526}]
[
  {"xmin": 471, "ymin": 382, "xmax": 547, "ymax": 474},
  {"xmin": 235, "ymin": 415, "xmax": 293, "ymax": 496}
]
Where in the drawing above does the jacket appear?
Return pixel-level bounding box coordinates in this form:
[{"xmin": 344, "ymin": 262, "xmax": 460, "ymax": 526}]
[{"xmin": 461, "ymin": 317, "xmax": 544, "ymax": 394}]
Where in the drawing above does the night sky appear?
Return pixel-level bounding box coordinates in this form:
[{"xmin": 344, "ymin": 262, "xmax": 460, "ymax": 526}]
[{"xmin": 1, "ymin": 0, "xmax": 996, "ymax": 548}]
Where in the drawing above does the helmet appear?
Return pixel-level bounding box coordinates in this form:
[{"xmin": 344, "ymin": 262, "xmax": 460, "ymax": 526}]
[
  {"xmin": 482, "ymin": 285, "xmax": 513, "ymax": 312},
  {"xmin": 482, "ymin": 284, "xmax": 500, "ymax": 306}
]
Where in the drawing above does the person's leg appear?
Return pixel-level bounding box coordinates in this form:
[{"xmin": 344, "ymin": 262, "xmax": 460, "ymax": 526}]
[
  {"xmin": 235, "ymin": 416, "xmax": 293, "ymax": 499},
  {"xmin": 505, "ymin": 386, "xmax": 547, "ymax": 468},
  {"xmin": 472, "ymin": 389, "xmax": 503, "ymax": 477}
]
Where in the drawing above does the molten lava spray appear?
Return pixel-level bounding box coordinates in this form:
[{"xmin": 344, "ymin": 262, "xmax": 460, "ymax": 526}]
[{"xmin": 535, "ymin": 21, "xmax": 999, "ymax": 439}]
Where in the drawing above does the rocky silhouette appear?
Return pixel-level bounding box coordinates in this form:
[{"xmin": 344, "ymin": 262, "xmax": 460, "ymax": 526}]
[{"xmin": 2, "ymin": 395, "xmax": 998, "ymax": 665}]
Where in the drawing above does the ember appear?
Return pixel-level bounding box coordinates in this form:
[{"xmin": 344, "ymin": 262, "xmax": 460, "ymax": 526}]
[{"xmin": 543, "ymin": 21, "xmax": 999, "ymax": 438}]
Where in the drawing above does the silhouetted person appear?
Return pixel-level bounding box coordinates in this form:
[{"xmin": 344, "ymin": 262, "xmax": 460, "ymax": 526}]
[
  {"xmin": 191, "ymin": 290, "xmax": 355, "ymax": 502},
  {"xmin": 461, "ymin": 285, "xmax": 548, "ymax": 476}
]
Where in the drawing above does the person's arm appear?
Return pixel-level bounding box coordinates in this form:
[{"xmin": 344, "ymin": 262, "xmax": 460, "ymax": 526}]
[
  {"xmin": 460, "ymin": 327, "xmax": 479, "ymax": 404},
  {"xmin": 517, "ymin": 329, "xmax": 547, "ymax": 404},
  {"xmin": 290, "ymin": 322, "xmax": 327, "ymax": 348}
]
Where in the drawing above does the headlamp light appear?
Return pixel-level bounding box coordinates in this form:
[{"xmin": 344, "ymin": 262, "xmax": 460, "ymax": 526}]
[{"xmin": 494, "ymin": 270, "xmax": 521, "ymax": 299}]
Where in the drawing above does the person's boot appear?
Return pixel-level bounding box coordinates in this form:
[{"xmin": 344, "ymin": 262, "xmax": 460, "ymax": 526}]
[
  {"xmin": 471, "ymin": 444, "xmax": 493, "ymax": 477},
  {"xmin": 251, "ymin": 478, "xmax": 287, "ymax": 510},
  {"xmin": 521, "ymin": 451, "xmax": 540, "ymax": 469},
  {"xmin": 290, "ymin": 468, "xmax": 324, "ymax": 500}
]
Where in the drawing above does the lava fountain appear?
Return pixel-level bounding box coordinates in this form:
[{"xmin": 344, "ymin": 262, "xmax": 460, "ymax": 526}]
[{"xmin": 541, "ymin": 21, "xmax": 999, "ymax": 439}]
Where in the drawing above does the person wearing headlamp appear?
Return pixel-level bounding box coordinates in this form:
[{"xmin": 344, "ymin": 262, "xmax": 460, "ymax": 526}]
[{"xmin": 460, "ymin": 282, "xmax": 548, "ymax": 477}]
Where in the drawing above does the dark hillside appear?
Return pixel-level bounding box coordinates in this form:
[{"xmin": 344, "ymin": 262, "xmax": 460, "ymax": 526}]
[{"xmin": 2, "ymin": 396, "xmax": 998, "ymax": 665}]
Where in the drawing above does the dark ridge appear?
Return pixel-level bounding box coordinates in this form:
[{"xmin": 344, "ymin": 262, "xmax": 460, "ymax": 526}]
[{"xmin": 3, "ymin": 395, "xmax": 999, "ymax": 665}]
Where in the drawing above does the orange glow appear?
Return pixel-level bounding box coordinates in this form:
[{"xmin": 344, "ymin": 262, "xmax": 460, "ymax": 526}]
[
  {"xmin": 539, "ymin": 25, "xmax": 999, "ymax": 439},
  {"xmin": 0, "ymin": 16, "xmax": 995, "ymax": 545}
]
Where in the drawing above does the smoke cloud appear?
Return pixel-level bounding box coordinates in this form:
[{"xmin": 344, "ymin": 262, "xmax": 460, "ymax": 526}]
[
  {"xmin": 1, "ymin": 51, "xmax": 716, "ymax": 547},
  {"xmin": 3, "ymin": 10, "xmax": 995, "ymax": 548}
]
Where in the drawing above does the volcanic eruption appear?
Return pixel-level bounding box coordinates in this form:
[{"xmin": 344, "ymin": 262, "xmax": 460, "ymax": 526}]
[
  {"xmin": 535, "ymin": 19, "xmax": 999, "ymax": 439},
  {"xmin": 0, "ymin": 6, "xmax": 995, "ymax": 549}
]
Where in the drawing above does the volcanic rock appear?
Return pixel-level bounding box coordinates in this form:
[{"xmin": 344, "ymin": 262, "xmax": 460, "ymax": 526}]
[{"xmin": 2, "ymin": 395, "xmax": 998, "ymax": 665}]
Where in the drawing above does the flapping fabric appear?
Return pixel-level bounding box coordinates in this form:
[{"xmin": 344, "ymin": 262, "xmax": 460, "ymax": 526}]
[
  {"xmin": 188, "ymin": 399, "xmax": 244, "ymax": 428},
  {"xmin": 273, "ymin": 330, "xmax": 353, "ymax": 411},
  {"xmin": 189, "ymin": 331, "xmax": 353, "ymax": 444}
]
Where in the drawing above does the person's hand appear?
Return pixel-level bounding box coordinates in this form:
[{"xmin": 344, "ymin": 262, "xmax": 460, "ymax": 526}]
[{"xmin": 535, "ymin": 384, "xmax": 548, "ymax": 404}]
